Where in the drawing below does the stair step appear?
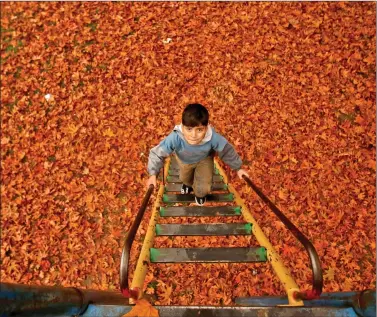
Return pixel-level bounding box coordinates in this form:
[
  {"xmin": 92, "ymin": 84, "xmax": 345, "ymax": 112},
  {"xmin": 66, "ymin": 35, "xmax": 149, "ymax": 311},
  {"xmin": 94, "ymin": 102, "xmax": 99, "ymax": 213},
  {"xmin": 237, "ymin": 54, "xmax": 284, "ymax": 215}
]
[
  {"xmin": 150, "ymin": 247, "xmax": 267, "ymax": 263},
  {"xmin": 155, "ymin": 223, "xmax": 252, "ymax": 236},
  {"xmin": 160, "ymin": 206, "xmax": 241, "ymax": 217},
  {"xmin": 163, "ymin": 193, "xmax": 233, "ymax": 203},
  {"xmin": 165, "ymin": 183, "xmax": 227, "ymax": 192},
  {"xmin": 167, "ymin": 175, "xmax": 223, "ymax": 183}
]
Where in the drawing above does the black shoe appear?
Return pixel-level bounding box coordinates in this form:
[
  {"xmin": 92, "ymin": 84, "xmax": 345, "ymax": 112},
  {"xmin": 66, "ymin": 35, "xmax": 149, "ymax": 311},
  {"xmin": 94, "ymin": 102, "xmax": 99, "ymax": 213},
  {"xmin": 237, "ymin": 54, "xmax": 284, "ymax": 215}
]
[
  {"xmin": 195, "ymin": 195, "xmax": 206, "ymax": 206},
  {"xmin": 181, "ymin": 184, "xmax": 193, "ymax": 194}
]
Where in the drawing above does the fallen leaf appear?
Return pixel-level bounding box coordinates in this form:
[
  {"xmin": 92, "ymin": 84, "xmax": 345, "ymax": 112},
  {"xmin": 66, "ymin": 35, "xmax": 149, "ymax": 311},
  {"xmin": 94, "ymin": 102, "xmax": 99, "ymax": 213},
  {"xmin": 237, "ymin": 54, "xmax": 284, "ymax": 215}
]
[
  {"xmin": 123, "ymin": 299, "xmax": 159, "ymax": 317},
  {"xmin": 324, "ymin": 268, "xmax": 335, "ymax": 281}
]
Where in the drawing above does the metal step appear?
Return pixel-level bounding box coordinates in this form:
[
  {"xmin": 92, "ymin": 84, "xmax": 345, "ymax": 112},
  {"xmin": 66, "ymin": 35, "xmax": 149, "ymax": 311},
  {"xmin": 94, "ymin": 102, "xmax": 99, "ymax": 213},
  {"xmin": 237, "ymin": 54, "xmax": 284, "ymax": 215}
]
[
  {"xmin": 168, "ymin": 161, "xmax": 180, "ymax": 168},
  {"xmin": 163, "ymin": 193, "xmax": 233, "ymax": 203},
  {"xmin": 159, "ymin": 206, "xmax": 241, "ymax": 217},
  {"xmin": 155, "ymin": 223, "xmax": 252, "ymax": 236},
  {"xmin": 165, "ymin": 183, "xmax": 227, "ymax": 192},
  {"xmin": 81, "ymin": 303, "xmax": 358, "ymax": 317},
  {"xmin": 235, "ymin": 290, "xmax": 377, "ymax": 307},
  {"xmin": 167, "ymin": 175, "xmax": 223, "ymax": 183},
  {"xmin": 82, "ymin": 305, "xmax": 361, "ymax": 317},
  {"xmin": 150, "ymin": 247, "xmax": 267, "ymax": 263},
  {"xmin": 4, "ymin": 282, "xmax": 368, "ymax": 317}
]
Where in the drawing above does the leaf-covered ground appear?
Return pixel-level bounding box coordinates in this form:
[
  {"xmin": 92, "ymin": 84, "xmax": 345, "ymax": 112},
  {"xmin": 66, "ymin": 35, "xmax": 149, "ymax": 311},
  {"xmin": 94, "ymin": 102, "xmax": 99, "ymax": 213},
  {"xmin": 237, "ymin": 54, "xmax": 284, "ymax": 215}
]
[{"xmin": 1, "ymin": 2, "xmax": 375, "ymax": 306}]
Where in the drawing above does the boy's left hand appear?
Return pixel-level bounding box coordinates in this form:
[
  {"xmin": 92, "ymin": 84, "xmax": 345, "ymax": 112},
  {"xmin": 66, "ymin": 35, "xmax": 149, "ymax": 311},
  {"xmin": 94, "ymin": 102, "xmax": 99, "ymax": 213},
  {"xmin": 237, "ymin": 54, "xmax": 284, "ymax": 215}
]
[{"xmin": 237, "ymin": 169, "xmax": 249, "ymax": 180}]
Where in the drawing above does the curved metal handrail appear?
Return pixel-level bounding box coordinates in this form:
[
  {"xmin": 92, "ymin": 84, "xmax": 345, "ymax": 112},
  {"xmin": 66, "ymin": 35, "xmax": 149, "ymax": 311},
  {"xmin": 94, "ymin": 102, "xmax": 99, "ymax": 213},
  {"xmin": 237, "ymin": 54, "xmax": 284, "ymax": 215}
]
[
  {"xmin": 242, "ymin": 175, "xmax": 323, "ymax": 300},
  {"xmin": 120, "ymin": 184, "xmax": 154, "ymax": 299}
]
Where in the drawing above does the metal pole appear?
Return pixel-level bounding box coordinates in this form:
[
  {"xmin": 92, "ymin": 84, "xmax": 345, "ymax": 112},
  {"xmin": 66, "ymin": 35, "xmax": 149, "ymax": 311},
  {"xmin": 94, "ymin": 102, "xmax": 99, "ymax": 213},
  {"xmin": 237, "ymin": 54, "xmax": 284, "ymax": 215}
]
[
  {"xmin": 0, "ymin": 282, "xmax": 127, "ymax": 316},
  {"xmin": 242, "ymin": 175, "xmax": 323, "ymax": 300},
  {"xmin": 120, "ymin": 184, "xmax": 154, "ymax": 298},
  {"xmin": 0, "ymin": 282, "xmax": 84, "ymax": 316}
]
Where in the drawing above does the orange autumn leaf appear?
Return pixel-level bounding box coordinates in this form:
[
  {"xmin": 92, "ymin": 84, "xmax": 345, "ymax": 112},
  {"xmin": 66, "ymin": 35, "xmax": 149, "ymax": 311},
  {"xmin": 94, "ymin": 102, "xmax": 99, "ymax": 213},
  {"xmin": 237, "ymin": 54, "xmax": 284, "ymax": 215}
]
[
  {"xmin": 367, "ymin": 159, "xmax": 376, "ymax": 171},
  {"xmin": 156, "ymin": 280, "xmax": 173, "ymax": 305},
  {"xmin": 324, "ymin": 268, "xmax": 335, "ymax": 282},
  {"xmin": 123, "ymin": 299, "xmax": 159, "ymax": 317},
  {"xmin": 278, "ymin": 189, "xmax": 288, "ymax": 201}
]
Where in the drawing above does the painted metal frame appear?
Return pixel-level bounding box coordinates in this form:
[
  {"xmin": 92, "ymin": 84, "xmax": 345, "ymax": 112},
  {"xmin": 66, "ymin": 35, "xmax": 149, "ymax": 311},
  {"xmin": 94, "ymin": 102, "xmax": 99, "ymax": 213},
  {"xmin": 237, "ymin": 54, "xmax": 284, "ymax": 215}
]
[
  {"xmin": 1, "ymin": 283, "xmax": 375, "ymax": 317},
  {"xmin": 214, "ymin": 158, "xmax": 303, "ymax": 306},
  {"xmin": 119, "ymin": 184, "xmax": 154, "ymax": 299},
  {"xmin": 128, "ymin": 157, "xmax": 170, "ymax": 301},
  {"xmin": 1, "ymin": 155, "xmax": 376, "ymax": 316},
  {"xmin": 241, "ymin": 174, "xmax": 322, "ymax": 301}
]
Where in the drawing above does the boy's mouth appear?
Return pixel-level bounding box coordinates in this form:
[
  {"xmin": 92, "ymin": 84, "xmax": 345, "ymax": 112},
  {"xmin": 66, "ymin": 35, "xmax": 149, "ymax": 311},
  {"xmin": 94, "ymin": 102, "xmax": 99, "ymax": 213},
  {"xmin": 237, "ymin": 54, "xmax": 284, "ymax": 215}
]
[{"xmin": 187, "ymin": 138, "xmax": 200, "ymax": 144}]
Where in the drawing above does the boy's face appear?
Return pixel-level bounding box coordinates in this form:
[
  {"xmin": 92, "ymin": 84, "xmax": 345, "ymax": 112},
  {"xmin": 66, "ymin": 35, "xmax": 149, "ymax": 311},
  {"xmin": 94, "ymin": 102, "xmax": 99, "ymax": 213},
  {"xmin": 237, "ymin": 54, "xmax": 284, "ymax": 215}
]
[{"xmin": 182, "ymin": 125, "xmax": 208, "ymax": 145}]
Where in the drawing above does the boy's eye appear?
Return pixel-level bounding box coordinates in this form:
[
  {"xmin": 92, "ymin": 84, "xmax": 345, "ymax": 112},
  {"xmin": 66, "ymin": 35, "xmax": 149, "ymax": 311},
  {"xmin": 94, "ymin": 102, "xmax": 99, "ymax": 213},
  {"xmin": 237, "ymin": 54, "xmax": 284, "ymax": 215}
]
[{"xmin": 198, "ymin": 129, "xmax": 203, "ymax": 132}]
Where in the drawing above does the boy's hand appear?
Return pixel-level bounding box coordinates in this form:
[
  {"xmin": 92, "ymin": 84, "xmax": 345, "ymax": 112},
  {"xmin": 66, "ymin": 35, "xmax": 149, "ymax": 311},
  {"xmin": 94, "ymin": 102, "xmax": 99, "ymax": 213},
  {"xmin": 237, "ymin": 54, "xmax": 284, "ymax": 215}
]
[
  {"xmin": 146, "ymin": 175, "xmax": 157, "ymax": 188},
  {"xmin": 237, "ymin": 169, "xmax": 249, "ymax": 180}
]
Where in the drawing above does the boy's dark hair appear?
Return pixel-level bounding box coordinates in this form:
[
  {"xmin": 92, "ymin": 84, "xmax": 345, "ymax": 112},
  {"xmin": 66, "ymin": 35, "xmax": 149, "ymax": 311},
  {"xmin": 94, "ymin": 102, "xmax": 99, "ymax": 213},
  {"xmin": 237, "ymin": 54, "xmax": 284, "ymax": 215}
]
[{"xmin": 182, "ymin": 104, "xmax": 209, "ymax": 127}]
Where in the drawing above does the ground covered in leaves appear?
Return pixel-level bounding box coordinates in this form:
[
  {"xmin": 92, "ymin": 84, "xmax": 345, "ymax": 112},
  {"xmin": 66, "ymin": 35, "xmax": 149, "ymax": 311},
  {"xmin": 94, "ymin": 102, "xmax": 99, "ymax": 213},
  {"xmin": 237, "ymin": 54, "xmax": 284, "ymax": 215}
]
[{"xmin": 1, "ymin": 2, "xmax": 375, "ymax": 306}]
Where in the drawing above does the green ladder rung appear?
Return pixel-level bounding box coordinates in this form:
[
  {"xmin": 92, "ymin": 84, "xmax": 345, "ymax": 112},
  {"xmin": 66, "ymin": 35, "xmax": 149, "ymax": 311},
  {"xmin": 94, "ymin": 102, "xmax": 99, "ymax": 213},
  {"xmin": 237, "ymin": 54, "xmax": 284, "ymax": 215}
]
[
  {"xmin": 155, "ymin": 223, "xmax": 252, "ymax": 236},
  {"xmin": 164, "ymin": 183, "xmax": 227, "ymax": 192},
  {"xmin": 159, "ymin": 206, "xmax": 241, "ymax": 217},
  {"xmin": 163, "ymin": 193, "xmax": 233, "ymax": 203},
  {"xmin": 150, "ymin": 247, "xmax": 267, "ymax": 263}
]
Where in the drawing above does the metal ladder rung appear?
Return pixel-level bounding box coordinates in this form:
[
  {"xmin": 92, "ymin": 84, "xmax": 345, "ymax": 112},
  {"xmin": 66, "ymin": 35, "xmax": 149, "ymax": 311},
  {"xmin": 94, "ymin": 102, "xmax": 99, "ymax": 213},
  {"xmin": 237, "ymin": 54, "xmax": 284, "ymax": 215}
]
[
  {"xmin": 159, "ymin": 206, "xmax": 241, "ymax": 217},
  {"xmin": 150, "ymin": 247, "xmax": 267, "ymax": 263},
  {"xmin": 155, "ymin": 223, "xmax": 252, "ymax": 236}
]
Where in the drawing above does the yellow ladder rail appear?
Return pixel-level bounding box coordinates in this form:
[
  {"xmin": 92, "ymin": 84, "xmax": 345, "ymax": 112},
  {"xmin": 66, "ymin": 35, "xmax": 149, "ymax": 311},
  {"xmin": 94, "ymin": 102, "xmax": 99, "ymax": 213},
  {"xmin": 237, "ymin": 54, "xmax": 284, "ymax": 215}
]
[
  {"xmin": 130, "ymin": 158, "xmax": 170, "ymax": 302},
  {"xmin": 214, "ymin": 158, "xmax": 303, "ymax": 306}
]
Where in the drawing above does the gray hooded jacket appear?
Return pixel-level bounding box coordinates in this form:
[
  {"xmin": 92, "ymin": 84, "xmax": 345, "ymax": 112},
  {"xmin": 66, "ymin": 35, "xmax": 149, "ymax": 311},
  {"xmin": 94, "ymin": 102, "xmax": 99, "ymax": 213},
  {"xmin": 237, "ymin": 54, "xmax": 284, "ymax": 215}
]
[{"xmin": 147, "ymin": 125, "xmax": 242, "ymax": 175}]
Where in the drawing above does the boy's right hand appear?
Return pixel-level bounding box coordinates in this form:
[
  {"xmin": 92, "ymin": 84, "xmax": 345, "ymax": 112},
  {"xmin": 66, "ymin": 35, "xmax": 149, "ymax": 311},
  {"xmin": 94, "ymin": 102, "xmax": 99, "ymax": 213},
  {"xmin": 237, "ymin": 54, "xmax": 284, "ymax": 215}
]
[{"xmin": 146, "ymin": 175, "xmax": 157, "ymax": 188}]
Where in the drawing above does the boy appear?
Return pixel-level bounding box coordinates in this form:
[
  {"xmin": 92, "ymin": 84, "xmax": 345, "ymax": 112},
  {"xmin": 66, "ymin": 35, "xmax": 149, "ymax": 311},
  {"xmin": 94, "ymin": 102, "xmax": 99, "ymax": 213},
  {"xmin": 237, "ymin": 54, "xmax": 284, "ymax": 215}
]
[{"xmin": 146, "ymin": 104, "xmax": 249, "ymax": 206}]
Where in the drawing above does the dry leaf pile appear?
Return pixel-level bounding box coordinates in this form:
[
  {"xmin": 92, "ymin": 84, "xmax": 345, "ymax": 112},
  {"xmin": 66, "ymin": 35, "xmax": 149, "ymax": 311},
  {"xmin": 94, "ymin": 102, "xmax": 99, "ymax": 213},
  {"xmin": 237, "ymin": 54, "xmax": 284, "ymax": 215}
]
[{"xmin": 1, "ymin": 2, "xmax": 375, "ymax": 306}]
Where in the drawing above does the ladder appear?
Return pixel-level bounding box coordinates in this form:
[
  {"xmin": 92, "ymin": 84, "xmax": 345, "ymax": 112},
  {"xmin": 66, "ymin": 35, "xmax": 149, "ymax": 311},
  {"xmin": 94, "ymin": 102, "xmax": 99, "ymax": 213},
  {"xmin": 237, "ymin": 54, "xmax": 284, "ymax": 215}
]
[
  {"xmin": 153, "ymin": 158, "xmax": 266, "ymax": 266},
  {"xmin": 128, "ymin": 156, "xmax": 304, "ymax": 304},
  {"xmin": 1, "ymin": 156, "xmax": 375, "ymax": 317},
  {"xmin": 116, "ymin": 156, "xmax": 374, "ymax": 316}
]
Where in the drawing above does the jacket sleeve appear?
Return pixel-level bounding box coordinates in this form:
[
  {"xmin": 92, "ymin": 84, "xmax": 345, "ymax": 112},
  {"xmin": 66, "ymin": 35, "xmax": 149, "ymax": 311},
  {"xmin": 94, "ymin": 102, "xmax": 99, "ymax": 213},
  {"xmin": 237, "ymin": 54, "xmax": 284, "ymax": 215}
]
[
  {"xmin": 147, "ymin": 132, "xmax": 177, "ymax": 175},
  {"xmin": 217, "ymin": 143, "xmax": 243, "ymax": 171}
]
